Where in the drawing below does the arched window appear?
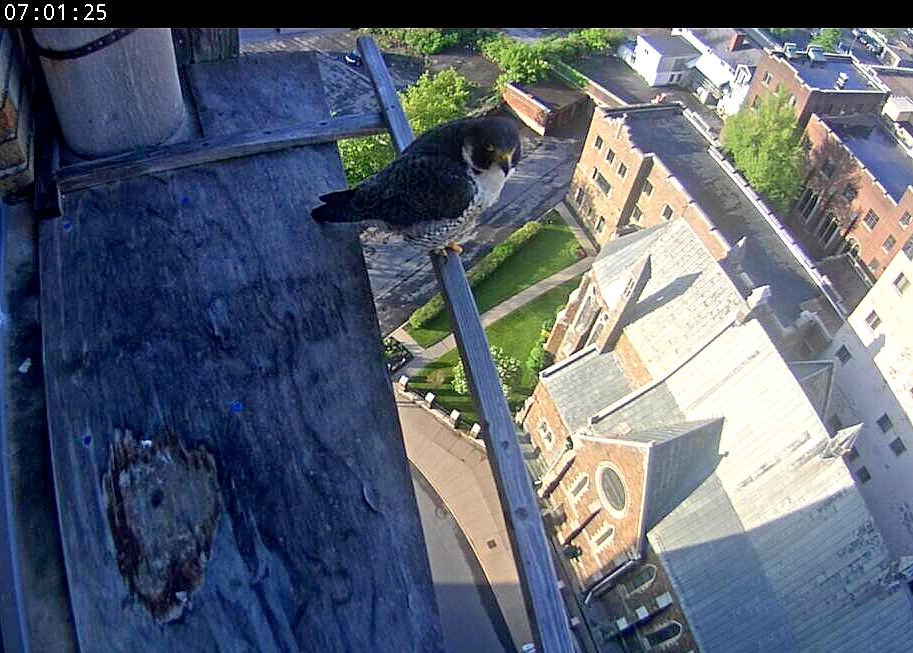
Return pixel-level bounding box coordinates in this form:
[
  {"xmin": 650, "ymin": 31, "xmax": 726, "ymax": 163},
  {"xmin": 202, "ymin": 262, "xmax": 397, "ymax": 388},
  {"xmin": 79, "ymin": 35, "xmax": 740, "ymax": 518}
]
[
  {"xmin": 625, "ymin": 564, "xmax": 656, "ymax": 594},
  {"xmin": 586, "ymin": 314, "xmax": 608, "ymax": 347},
  {"xmin": 817, "ymin": 211, "xmax": 839, "ymax": 244},
  {"xmin": 645, "ymin": 621, "xmax": 682, "ymax": 648},
  {"xmin": 538, "ymin": 420, "xmax": 555, "ymax": 449},
  {"xmin": 597, "ymin": 463, "xmax": 628, "ymax": 517},
  {"xmin": 847, "ymin": 239, "xmax": 861, "ymax": 262}
]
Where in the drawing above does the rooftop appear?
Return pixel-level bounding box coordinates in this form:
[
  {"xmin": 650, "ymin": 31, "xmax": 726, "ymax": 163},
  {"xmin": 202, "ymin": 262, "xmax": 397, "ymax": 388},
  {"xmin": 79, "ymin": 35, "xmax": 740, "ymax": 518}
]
[
  {"xmin": 594, "ymin": 319, "xmax": 913, "ymax": 652},
  {"xmin": 775, "ymin": 51, "xmax": 883, "ymax": 93},
  {"xmin": 638, "ymin": 34, "xmax": 701, "ymax": 60},
  {"xmin": 602, "ymin": 105, "xmax": 825, "ymax": 324},
  {"xmin": 679, "ymin": 27, "xmax": 764, "ymax": 71},
  {"xmin": 871, "ymin": 65, "xmax": 913, "ymax": 100},
  {"xmin": 815, "ymin": 253, "xmax": 873, "ymax": 313},
  {"xmin": 823, "ymin": 112, "xmax": 913, "ymax": 203},
  {"xmin": 515, "ymin": 74, "xmax": 588, "ymax": 112}
]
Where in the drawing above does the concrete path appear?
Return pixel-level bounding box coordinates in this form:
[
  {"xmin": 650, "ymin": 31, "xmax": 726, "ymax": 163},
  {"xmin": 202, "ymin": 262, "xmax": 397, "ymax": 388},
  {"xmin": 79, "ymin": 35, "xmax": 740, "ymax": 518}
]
[
  {"xmin": 398, "ymin": 397, "xmax": 533, "ymax": 650},
  {"xmin": 394, "ymin": 257, "xmax": 591, "ymax": 378},
  {"xmin": 553, "ymin": 200, "xmax": 599, "ymax": 256}
]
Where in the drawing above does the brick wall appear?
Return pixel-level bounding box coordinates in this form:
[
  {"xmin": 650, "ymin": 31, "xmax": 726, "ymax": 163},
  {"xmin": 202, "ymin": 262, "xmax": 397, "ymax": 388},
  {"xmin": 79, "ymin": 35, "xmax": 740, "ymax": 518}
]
[
  {"xmin": 746, "ymin": 52, "xmax": 886, "ymax": 127},
  {"xmin": 797, "ymin": 113, "xmax": 913, "ymax": 278}
]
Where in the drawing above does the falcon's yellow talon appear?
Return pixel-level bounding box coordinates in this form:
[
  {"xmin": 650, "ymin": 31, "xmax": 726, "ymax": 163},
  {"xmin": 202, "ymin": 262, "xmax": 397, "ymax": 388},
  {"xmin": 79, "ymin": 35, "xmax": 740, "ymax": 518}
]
[{"xmin": 445, "ymin": 241, "xmax": 464, "ymax": 255}]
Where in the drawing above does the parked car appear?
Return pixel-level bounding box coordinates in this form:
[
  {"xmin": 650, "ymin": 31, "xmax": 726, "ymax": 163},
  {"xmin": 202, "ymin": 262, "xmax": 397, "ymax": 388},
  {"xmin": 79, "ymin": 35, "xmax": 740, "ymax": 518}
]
[{"xmin": 344, "ymin": 49, "xmax": 362, "ymax": 66}]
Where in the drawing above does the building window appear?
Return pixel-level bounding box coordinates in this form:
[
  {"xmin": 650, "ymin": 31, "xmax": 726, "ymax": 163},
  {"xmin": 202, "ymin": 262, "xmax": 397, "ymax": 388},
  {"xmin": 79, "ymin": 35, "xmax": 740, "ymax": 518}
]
[
  {"xmin": 592, "ymin": 169, "xmax": 612, "ymax": 196},
  {"xmin": 605, "ymin": 148, "xmax": 615, "ymax": 163},
  {"xmin": 883, "ymin": 235, "xmax": 897, "ymax": 252},
  {"xmin": 625, "ymin": 564, "xmax": 657, "ymax": 594},
  {"xmin": 788, "ymin": 94, "xmax": 796, "ymax": 107},
  {"xmin": 894, "ymin": 273, "xmax": 910, "ymax": 295},
  {"xmin": 643, "ymin": 180, "xmax": 653, "ymax": 197},
  {"xmin": 645, "ymin": 622, "xmax": 683, "ymax": 648},
  {"xmin": 752, "ymin": 95, "xmax": 761, "ymax": 109},
  {"xmin": 857, "ymin": 466, "xmax": 871, "ymax": 483},
  {"xmin": 869, "ymin": 257, "xmax": 880, "ymax": 273},
  {"xmin": 631, "ymin": 205, "xmax": 643, "ymax": 222},
  {"xmin": 617, "ymin": 162, "xmax": 628, "ymax": 178},
  {"xmin": 593, "ymin": 525, "xmax": 614, "ymax": 547},
  {"xmin": 905, "ymin": 235, "xmax": 913, "ymax": 259},
  {"xmin": 821, "ymin": 159, "xmax": 836, "ymax": 179},
  {"xmin": 570, "ymin": 475, "xmax": 589, "ymax": 501},
  {"xmin": 877, "ymin": 413, "xmax": 894, "ymax": 433},
  {"xmin": 863, "ymin": 209, "xmax": 880, "ymax": 230},
  {"xmin": 901, "ymin": 211, "xmax": 912, "ymax": 229},
  {"xmin": 597, "ymin": 464, "xmax": 627, "ymax": 515},
  {"xmin": 774, "ymin": 82, "xmax": 782, "ymax": 94},
  {"xmin": 595, "ymin": 217, "xmax": 606, "ymax": 233},
  {"xmin": 594, "ymin": 135, "xmax": 603, "ymax": 150},
  {"xmin": 866, "ymin": 310, "xmax": 881, "ymax": 331},
  {"xmin": 762, "ymin": 71, "xmax": 772, "ymax": 85},
  {"xmin": 890, "ymin": 437, "xmax": 907, "ymax": 456},
  {"xmin": 574, "ymin": 187, "xmax": 585, "ymax": 206},
  {"xmin": 836, "ymin": 345, "xmax": 852, "ymax": 364},
  {"xmin": 662, "ymin": 204, "xmax": 673, "ymax": 220},
  {"xmin": 842, "ymin": 184, "xmax": 857, "ymax": 201},
  {"xmin": 847, "ymin": 446, "xmax": 860, "ymax": 462},
  {"xmin": 537, "ymin": 420, "xmax": 555, "ymax": 448}
]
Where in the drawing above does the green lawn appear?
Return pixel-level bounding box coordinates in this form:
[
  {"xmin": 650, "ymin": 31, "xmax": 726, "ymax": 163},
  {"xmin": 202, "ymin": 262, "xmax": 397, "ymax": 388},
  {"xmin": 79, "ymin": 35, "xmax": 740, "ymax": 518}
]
[
  {"xmin": 407, "ymin": 214, "xmax": 583, "ymax": 348},
  {"xmin": 408, "ymin": 276, "xmax": 582, "ymax": 426}
]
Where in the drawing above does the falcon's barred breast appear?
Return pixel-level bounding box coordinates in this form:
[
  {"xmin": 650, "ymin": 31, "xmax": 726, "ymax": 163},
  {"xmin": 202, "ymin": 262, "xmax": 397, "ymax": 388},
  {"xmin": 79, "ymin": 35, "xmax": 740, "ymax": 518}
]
[{"xmin": 311, "ymin": 116, "xmax": 522, "ymax": 254}]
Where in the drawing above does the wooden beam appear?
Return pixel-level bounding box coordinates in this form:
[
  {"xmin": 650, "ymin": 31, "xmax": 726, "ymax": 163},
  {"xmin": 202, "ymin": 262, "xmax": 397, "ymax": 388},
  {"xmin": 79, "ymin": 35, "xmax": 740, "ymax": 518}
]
[
  {"xmin": 55, "ymin": 111, "xmax": 387, "ymax": 193},
  {"xmin": 432, "ymin": 253, "xmax": 577, "ymax": 653},
  {"xmin": 356, "ymin": 34, "xmax": 576, "ymax": 653},
  {"xmin": 357, "ymin": 36, "xmax": 414, "ymax": 153}
]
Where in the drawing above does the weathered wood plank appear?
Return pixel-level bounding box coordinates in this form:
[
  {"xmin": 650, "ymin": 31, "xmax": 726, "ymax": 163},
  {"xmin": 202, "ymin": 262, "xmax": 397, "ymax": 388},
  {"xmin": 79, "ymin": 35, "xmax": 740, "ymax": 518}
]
[
  {"xmin": 55, "ymin": 112, "xmax": 386, "ymax": 193},
  {"xmin": 172, "ymin": 29, "xmax": 239, "ymax": 66},
  {"xmin": 356, "ymin": 34, "xmax": 575, "ymax": 653},
  {"xmin": 40, "ymin": 50, "xmax": 443, "ymax": 653},
  {"xmin": 432, "ymin": 253, "xmax": 577, "ymax": 653},
  {"xmin": 357, "ymin": 37, "xmax": 414, "ymax": 153}
]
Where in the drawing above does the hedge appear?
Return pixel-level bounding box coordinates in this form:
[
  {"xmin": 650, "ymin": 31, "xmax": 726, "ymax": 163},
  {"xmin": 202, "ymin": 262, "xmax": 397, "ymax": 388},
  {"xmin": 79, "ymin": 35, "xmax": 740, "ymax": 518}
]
[{"xmin": 407, "ymin": 220, "xmax": 542, "ymax": 329}]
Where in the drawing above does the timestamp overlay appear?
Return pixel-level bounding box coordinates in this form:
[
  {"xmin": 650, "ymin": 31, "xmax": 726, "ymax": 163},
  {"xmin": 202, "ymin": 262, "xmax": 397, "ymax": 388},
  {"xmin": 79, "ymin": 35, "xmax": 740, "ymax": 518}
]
[{"xmin": 2, "ymin": 3, "xmax": 109, "ymax": 24}]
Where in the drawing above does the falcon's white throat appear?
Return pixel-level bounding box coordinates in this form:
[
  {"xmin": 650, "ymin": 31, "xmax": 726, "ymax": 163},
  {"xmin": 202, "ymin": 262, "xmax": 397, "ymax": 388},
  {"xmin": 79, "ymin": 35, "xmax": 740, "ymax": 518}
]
[{"xmin": 462, "ymin": 143, "xmax": 512, "ymax": 211}]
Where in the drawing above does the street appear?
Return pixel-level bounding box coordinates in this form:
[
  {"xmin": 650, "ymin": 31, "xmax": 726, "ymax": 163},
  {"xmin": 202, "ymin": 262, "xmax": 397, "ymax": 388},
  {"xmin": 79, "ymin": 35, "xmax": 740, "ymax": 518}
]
[{"xmin": 412, "ymin": 471, "xmax": 514, "ymax": 653}]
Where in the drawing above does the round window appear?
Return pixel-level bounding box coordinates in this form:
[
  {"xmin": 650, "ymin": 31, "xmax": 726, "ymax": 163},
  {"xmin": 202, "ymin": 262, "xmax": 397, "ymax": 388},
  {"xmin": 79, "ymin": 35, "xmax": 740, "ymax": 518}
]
[{"xmin": 599, "ymin": 465, "xmax": 626, "ymax": 513}]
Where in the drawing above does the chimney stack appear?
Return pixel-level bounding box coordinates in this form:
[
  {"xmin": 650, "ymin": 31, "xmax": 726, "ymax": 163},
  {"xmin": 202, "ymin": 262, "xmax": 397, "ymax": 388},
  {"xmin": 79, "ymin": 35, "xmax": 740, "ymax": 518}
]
[{"xmin": 729, "ymin": 31, "xmax": 746, "ymax": 52}]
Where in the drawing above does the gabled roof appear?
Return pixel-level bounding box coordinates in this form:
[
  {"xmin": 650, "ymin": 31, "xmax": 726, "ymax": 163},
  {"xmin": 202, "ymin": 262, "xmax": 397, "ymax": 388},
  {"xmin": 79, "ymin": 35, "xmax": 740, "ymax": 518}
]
[
  {"xmin": 593, "ymin": 219, "xmax": 747, "ymax": 377},
  {"xmin": 540, "ymin": 348, "xmax": 634, "ymax": 433},
  {"xmin": 603, "ymin": 105, "xmax": 825, "ymax": 324}
]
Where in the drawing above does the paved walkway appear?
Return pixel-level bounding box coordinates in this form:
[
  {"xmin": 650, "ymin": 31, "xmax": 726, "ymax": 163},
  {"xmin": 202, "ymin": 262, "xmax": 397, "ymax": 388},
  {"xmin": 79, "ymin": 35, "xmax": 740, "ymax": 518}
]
[
  {"xmin": 398, "ymin": 396, "xmax": 533, "ymax": 650},
  {"xmin": 393, "ymin": 202, "xmax": 596, "ymax": 379}
]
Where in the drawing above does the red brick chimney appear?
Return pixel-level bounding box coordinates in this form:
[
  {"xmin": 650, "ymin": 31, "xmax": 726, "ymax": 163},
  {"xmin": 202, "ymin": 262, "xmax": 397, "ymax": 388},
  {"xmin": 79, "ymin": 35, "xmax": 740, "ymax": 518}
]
[{"xmin": 729, "ymin": 31, "xmax": 745, "ymax": 52}]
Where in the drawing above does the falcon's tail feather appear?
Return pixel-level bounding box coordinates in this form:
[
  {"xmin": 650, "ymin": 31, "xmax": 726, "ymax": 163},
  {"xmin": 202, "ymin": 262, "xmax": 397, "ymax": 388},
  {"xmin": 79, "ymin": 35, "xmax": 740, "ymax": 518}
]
[{"xmin": 311, "ymin": 189, "xmax": 359, "ymax": 223}]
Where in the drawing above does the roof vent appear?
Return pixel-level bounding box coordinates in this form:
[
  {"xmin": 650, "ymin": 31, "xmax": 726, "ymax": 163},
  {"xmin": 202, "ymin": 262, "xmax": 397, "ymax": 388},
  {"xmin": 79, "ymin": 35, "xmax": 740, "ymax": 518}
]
[
  {"xmin": 808, "ymin": 45, "xmax": 827, "ymax": 63},
  {"xmin": 784, "ymin": 42, "xmax": 798, "ymax": 58},
  {"xmin": 835, "ymin": 71, "xmax": 849, "ymax": 89}
]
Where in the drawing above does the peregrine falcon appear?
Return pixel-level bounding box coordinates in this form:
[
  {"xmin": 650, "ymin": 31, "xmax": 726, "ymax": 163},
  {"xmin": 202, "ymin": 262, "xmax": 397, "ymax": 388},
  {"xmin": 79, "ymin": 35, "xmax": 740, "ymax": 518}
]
[{"xmin": 311, "ymin": 116, "xmax": 521, "ymax": 255}]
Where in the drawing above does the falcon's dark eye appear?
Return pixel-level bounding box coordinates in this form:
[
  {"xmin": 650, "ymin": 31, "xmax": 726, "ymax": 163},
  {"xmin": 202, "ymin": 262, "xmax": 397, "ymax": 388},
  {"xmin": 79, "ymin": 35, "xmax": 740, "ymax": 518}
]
[{"xmin": 486, "ymin": 144, "xmax": 495, "ymax": 152}]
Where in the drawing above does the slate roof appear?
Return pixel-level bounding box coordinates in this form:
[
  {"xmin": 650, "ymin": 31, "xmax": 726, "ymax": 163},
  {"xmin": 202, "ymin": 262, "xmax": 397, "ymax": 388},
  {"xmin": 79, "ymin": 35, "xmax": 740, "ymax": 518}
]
[
  {"xmin": 639, "ymin": 34, "xmax": 701, "ymax": 60},
  {"xmin": 608, "ymin": 105, "xmax": 825, "ymax": 324},
  {"xmin": 539, "ymin": 348, "xmax": 634, "ymax": 433},
  {"xmin": 593, "ymin": 219, "xmax": 746, "ymax": 377},
  {"xmin": 640, "ymin": 320, "xmax": 913, "ymax": 652}
]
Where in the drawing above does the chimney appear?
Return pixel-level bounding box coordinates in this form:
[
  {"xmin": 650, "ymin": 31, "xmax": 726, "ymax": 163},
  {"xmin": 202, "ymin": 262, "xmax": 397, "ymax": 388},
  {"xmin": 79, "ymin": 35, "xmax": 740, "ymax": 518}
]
[
  {"xmin": 784, "ymin": 42, "xmax": 798, "ymax": 58},
  {"xmin": 835, "ymin": 72, "xmax": 848, "ymax": 90},
  {"xmin": 729, "ymin": 31, "xmax": 746, "ymax": 52}
]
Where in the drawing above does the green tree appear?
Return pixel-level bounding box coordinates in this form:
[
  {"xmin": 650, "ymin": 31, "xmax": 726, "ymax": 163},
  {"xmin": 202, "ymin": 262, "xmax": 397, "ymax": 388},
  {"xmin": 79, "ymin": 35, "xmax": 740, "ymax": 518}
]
[
  {"xmin": 769, "ymin": 28, "xmax": 800, "ymax": 37},
  {"xmin": 721, "ymin": 90, "xmax": 806, "ymax": 213},
  {"xmin": 810, "ymin": 28, "xmax": 842, "ymax": 51},
  {"xmin": 452, "ymin": 345, "xmax": 521, "ymax": 397},
  {"xmin": 338, "ymin": 68, "xmax": 471, "ymax": 185}
]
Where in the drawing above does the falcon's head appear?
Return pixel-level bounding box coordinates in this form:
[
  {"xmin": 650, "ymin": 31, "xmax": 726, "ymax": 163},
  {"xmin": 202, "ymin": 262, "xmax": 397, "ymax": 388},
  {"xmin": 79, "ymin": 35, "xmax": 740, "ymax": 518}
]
[{"xmin": 462, "ymin": 117, "xmax": 521, "ymax": 179}]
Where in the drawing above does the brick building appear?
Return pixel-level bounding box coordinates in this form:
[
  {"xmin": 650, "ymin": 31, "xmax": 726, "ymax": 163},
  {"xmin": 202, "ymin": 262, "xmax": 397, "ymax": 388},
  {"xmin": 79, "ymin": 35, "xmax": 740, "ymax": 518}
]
[
  {"xmin": 745, "ymin": 47, "xmax": 887, "ymax": 127},
  {"xmin": 518, "ymin": 219, "xmax": 913, "ymax": 652},
  {"xmin": 502, "ymin": 76, "xmax": 591, "ymax": 136},
  {"xmin": 790, "ymin": 112, "xmax": 913, "ymax": 280},
  {"xmin": 565, "ymin": 103, "xmax": 846, "ymax": 352}
]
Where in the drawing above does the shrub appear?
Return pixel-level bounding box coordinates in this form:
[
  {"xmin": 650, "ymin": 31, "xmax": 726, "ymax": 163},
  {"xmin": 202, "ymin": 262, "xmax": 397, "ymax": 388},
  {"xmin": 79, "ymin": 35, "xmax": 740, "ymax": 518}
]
[
  {"xmin": 407, "ymin": 221, "xmax": 542, "ymax": 329},
  {"xmin": 526, "ymin": 317, "xmax": 555, "ymax": 375},
  {"xmin": 452, "ymin": 345, "xmax": 520, "ymax": 397}
]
